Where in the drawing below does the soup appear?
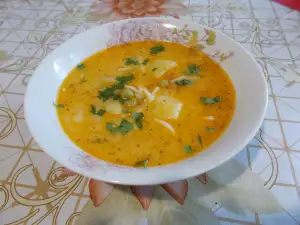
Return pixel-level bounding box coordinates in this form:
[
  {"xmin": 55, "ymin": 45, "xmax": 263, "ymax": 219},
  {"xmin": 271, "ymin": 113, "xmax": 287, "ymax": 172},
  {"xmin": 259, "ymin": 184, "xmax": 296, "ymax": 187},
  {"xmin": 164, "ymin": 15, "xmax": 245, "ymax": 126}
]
[{"xmin": 56, "ymin": 41, "xmax": 235, "ymax": 167}]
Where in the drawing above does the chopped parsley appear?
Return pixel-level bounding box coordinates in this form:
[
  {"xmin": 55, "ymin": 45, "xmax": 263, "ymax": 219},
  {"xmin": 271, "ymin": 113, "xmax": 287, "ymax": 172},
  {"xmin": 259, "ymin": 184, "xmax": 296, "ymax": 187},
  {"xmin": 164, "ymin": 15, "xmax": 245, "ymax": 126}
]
[
  {"xmin": 142, "ymin": 59, "xmax": 150, "ymax": 65},
  {"xmin": 152, "ymin": 67, "xmax": 158, "ymax": 72},
  {"xmin": 197, "ymin": 134, "xmax": 203, "ymax": 147},
  {"xmin": 112, "ymin": 95, "xmax": 127, "ymax": 103},
  {"xmin": 184, "ymin": 64, "xmax": 200, "ymax": 75},
  {"xmin": 135, "ymin": 159, "xmax": 149, "ymax": 168},
  {"xmin": 150, "ymin": 45, "xmax": 164, "ymax": 55},
  {"xmin": 132, "ymin": 112, "xmax": 144, "ymax": 130},
  {"xmin": 77, "ymin": 63, "xmax": 85, "ymax": 70},
  {"xmin": 98, "ymin": 74, "xmax": 135, "ymax": 103},
  {"xmin": 174, "ymin": 79, "xmax": 195, "ymax": 86},
  {"xmin": 200, "ymin": 96, "xmax": 222, "ymax": 105},
  {"xmin": 98, "ymin": 87, "xmax": 116, "ymax": 102},
  {"xmin": 106, "ymin": 119, "xmax": 134, "ymax": 135},
  {"xmin": 111, "ymin": 83, "xmax": 125, "ymax": 90},
  {"xmin": 53, "ymin": 102, "xmax": 64, "ymax": 108},
  {"xmin": 184, "ymin": 145, "xmax": 192, "ymax": 154},
  {"xmin": 205, "ymin": 127, "xmax": 216, "ymax": 132},
  {"xmin": 115, "ymin": 74, "xmax": 134, "ymax": 84},
  {"xmin": 124, "ymin": 57, "xmax": 140, "ymax": 66},
  {"xmin": 90, "ymin": 104, "xmax": 106, "ymax": 117}
]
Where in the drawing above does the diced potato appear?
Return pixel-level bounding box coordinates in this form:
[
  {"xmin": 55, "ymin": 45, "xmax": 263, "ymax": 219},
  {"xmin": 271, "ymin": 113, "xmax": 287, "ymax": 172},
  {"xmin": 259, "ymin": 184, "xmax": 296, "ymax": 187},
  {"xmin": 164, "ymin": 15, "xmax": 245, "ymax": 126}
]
[
  {"xmin": 104, "ymin": 100, "xmax": 122, "ymax": 114},
  {"xmin": 147, "ymin": 60, "xmax": 177, "ymax": 78},
  {"xmin": 152, "ymin": 95, "xmax": 182, "ymax": 120}
]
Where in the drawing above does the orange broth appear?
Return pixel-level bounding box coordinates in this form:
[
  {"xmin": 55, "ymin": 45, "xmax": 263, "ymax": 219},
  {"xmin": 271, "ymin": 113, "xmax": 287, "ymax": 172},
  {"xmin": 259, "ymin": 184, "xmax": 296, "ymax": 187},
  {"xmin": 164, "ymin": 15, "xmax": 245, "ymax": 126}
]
[{"xmin": 56, "ymin": 41, "xmax": 235, "ymax": 167}]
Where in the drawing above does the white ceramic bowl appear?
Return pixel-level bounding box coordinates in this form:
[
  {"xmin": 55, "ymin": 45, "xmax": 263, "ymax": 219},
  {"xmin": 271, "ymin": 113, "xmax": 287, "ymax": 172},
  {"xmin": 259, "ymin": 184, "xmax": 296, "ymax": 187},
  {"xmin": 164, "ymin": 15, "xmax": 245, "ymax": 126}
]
[{"xmin": 25, "ymin": 17, "xmax": 268, "ymax": 185}]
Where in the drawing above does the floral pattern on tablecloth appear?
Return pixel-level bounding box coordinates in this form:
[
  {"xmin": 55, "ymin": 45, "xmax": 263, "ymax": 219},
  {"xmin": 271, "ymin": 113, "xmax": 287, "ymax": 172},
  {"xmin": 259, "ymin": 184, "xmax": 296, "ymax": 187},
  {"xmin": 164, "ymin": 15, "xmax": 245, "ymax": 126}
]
[{"xmin": 0, "ymin": 0, "xmax": 300, "ymax": 224}]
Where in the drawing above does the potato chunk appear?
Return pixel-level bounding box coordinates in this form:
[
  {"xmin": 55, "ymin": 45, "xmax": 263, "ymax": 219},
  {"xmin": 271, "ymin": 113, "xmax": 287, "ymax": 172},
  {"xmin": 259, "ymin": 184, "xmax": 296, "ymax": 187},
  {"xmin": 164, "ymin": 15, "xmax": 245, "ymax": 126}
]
[
  {"xmin": 152, "ymin": 95, "xmax": 182, "ymax": 120},
  {"xmin": 104, "ymin": 100, "xmax": 122, "ymax": 114},
  {"xmin": 148, "ymin": 60, "xmax": 177, "ymax": 78}
]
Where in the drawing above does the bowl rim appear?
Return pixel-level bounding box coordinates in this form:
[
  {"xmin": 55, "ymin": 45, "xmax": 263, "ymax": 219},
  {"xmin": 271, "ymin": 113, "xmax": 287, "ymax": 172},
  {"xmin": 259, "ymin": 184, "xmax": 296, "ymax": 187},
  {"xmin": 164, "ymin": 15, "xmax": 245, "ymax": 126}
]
[{"xmin": 24, "ymin": 17, "xmax": 268, "ymax": 185}]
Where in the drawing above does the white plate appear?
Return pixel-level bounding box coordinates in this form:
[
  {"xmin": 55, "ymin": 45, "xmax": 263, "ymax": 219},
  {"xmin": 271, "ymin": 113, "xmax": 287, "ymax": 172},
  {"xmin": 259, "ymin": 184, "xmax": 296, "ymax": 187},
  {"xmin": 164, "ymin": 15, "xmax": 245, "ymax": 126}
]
[{"xmin": 25, "ymin": 17, "xmax": 268, "ymax": 185}]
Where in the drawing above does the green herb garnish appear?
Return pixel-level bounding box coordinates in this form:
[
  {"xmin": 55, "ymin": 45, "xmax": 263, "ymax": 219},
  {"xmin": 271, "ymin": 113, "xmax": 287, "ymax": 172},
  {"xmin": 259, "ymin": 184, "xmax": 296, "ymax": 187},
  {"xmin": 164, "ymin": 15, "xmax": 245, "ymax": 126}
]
[
  {"xmin": 111, "ymin": 83, "xmax": 125, "ymax": 90},
  {"xmin": 197, "ymin": 134, "xmax": 203, "ymax": 147},
  {"xmin": 90, "ymin": 104, "xmax": 106, "ymax": 117},
  {"xmin": 184, "ymin": 64, "xmax": 200, "ymax": 75},
  {"xmin": 98, "ymin": 75, "xmax": 135, "ymax": 103},
  {"xmin": 200, "ymin": 96, "xmax": 222, "ymax": 105},
  {"xmin": 150, "ymin": 45, "xmax": 164, "ymax": 55},
  {"xmin": 152, "ymin": 67, "xmax": 158, "ymax": 72},
  {"xmin": 106, "ymin": 119, "xmax": 134, "ymax": 135},
  {"xmin": 184, "ymin": 145, "xmax": 192, "ymax": 154},
  {"xmin": 53, "ymin": 102, "xmax": 64, "ymax": 108},
  {"xmin": 112, "ymin": 95, "xmax": 127, "ymax": 103},
  {"xmin": 205, "ymin": 127, "xmax": 216, "ymax": 132},
  {"xmin": 132, "ymin": 112, "xmax": 144, "ymax": 130},
  {"xmin": 98, "ymin": 87, "xmax": 116, "ymax": 102},
  {"xmin": 115, "ymin": 74, "xmax": 134, "ymax": 84},
  {"xmin": 135, "ymin": 159, "xmax": 149, "ymax": 168},
  {"xmin": 77, "ymin": 63, "xmax": 85, "ymax": 70},
  {"xmin": 174, "ymin": 79, "xmax": 195, "ymax": 86},
  {"xmin": 124, "ymin": 57, "xmax": 140, "ymax": 66},
  {"xmin": 142, "ymin": 59, "xmax": 149, "ymax": 65}
]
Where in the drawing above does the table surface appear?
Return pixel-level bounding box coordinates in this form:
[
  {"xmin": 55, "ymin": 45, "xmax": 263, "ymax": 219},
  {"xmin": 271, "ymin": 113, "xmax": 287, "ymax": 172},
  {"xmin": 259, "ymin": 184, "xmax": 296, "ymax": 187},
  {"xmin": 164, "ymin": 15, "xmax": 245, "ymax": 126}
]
[{"xmin": 0, "ymin": 0, "xmax": 300, "ymax": 224}]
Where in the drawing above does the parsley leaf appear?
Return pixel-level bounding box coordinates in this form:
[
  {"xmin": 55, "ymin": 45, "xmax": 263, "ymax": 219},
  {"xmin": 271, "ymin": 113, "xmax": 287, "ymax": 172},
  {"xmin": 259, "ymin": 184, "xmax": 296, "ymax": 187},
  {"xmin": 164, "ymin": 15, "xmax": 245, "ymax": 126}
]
[
  {"xmin": 112, "ymin": 95, "xmax": 127, "ymax": 103},
  {"xmin": 124, "ymin": 57, "xmax": 140, "ymax": 66},
  {"xmin": 174, "ymin": 79, "xmax": 195, "ymax": 86},
  {"xmin": 53, "ymin": 102, "xmax": 64, "ymax": 108},
  {"xmin": 106, "ymin": 123, "xmax": 115, "ymax": 134},
  {"xmin": 106, "ymin": 119, "xmax": 134, "ymax": 135},
  {"xmin": 90, "ymin": 104, "xmax": 97, "ymax": 114},
  {"xmin": 96, "ymin": 109, "xmax": 106, "ymax": 117},
  {"xmin": 142, "ymin": 59, "xmax": 149, "ymax": 65},
  {"xmin": 90, "ymin": 105, "xmax": 105, "ymax": 117},
  {"xmin": 98, "ymin": 87, "xmax": 115, "ymax": 102},
  {"xmin": 115, "ymin": 74, "xmax": 134, "ymax": 84},
  {"xmin": 197, "ymin": 134, "xmax": 203, "ymax": 147},
  {"xmin": 77, "ymin": 63, "xmax": 85, "ymax": 70},
  {"xmin": 111, "ymin": 83, "xmax": 125, "ymax": 89},
  {"xmin": 98, "ymin": 75, "xmax": 135, "ymax": 103},
  {"xmin": 135, "ymin": 159, "xmax": 149, "ymax": 168},
  {"xmin": 150, "ymin": 45, "xmax": 164, "ymax": 55},
  {"xmin": 132, "ymin": 112, "xmax": 144, "ymax": 129},
  {"xmin": 200, "ymin": 96, "xmax": 222, "ymax": 105},
  {"xmin": 183, "ymin": 64, "xmax": 200, "ymax": 75},
  {"xmin": 205, "ymin": 127, "xmax": 216, "ymax": 132},
  {"xmin": 184, "ymin": 145, "xmax": 192, "ymax": 154}
]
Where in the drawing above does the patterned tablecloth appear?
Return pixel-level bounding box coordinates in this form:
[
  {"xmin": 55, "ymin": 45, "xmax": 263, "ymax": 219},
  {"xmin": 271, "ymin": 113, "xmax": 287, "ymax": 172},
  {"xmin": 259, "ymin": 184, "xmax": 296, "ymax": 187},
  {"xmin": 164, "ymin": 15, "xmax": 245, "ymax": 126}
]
[{"xmin": 0, "ymin": 0, "xmax": 300, "ymax": 224}]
